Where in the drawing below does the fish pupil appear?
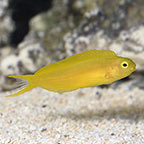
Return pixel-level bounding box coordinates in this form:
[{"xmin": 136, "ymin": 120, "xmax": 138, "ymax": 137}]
[{"xmin": 123, "ymin": 63, "xmax": 127, "ymax": 67}]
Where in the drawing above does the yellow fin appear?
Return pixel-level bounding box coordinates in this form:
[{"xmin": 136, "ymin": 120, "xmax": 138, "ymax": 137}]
[{"xmin": 6, "ymin": 75, "xmax": 35, "ymax": 97}]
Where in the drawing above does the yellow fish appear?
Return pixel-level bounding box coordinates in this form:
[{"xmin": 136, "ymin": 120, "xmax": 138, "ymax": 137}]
[{"xmin": 6, "ymin": 50, "xmax": 136, "ymax": 97}]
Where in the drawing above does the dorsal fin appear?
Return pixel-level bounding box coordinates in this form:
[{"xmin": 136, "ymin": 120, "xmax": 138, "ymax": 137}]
[
  {"xmin": 35, "ymin": 50, "xmax": 116, "ymax": 75},
  {"xmin": 65, "ymin": 50, "xmax": 116, "ymax": 60}
]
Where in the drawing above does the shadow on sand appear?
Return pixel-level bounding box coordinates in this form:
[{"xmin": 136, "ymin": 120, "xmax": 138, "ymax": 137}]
[{"xmin": 57, "ymin": 103, "xmax": 144, "ymax": 122}]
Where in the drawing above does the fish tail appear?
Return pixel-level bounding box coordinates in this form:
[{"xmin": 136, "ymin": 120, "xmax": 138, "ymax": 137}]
[{"xmin": 6, "ymin": 75, "xmax": 35, "ymax": 97}]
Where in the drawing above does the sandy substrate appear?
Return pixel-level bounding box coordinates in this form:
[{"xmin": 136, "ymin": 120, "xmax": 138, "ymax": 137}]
[{"xmin": 0, "ymin": 87, "xmax": 144, "ymax": 144}]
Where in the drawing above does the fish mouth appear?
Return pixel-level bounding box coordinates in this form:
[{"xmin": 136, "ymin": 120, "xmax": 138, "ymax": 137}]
[{"xmin": 131, "ymin": 64, "xmax": 136, "ymax": 72}]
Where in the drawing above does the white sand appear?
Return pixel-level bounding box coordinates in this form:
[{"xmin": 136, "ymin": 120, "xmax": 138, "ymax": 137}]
[{"xmin": 0, "ymin": 87, "xmax": 144, "ymax": 144}]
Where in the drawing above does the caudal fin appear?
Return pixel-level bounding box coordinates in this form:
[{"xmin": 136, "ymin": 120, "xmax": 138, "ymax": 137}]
[{"xmin": 6, "ymin": 75, "xmax": 35, "ymax": 97}]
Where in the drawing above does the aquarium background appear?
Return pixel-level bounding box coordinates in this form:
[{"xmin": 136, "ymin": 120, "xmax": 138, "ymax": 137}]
[{"xmin": 0, "ymin": 0, "xmax": 144, "ymax": 143}]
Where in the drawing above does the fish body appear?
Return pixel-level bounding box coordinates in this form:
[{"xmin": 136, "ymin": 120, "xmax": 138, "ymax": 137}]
[{"xmin": 7, "ymin": 50, "xmax": 136, "ymax": 97}]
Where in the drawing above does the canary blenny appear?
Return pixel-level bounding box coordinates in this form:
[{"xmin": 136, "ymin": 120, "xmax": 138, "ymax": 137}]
[{"xmin": 7, "ymin": 50, "xmax": 136, "ymax": 97}]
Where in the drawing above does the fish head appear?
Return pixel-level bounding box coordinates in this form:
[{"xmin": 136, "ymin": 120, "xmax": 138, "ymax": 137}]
[{"xmin": 113, "ymin": 56, "xmax": 136, "ymax": 80}]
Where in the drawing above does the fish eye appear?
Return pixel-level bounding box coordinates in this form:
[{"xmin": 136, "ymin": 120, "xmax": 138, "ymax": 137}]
[{"xmin": 121, "ymin": 61, "xmax": 128, "ymax": 68}]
